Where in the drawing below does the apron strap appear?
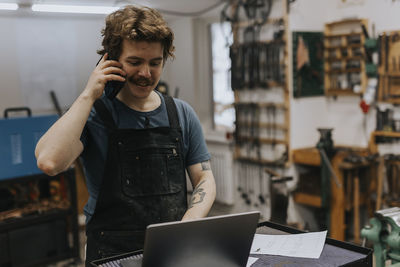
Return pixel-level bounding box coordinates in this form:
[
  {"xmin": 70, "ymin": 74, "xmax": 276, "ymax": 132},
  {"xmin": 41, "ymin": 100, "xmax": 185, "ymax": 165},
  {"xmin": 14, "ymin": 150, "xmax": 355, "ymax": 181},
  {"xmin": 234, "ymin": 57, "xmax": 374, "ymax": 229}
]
[
  {"xmin": 94, "ymin": 95, "xmax": 179, "ymax": 130},
  {"xmin": 163, "ymin": 95, "xmax": 180, "ymax": 129},
  {"xmin": 93, "ymin": 99, "xmax": 117, "ymax": 130}
]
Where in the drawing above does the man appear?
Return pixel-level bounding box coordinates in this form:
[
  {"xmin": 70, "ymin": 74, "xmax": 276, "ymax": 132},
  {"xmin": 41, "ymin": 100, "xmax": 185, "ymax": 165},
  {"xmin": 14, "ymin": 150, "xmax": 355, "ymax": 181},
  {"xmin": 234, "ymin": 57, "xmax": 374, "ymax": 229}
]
[{"xmin": 35, "ymin": 5, "xmax": 216, "ymax": 265}]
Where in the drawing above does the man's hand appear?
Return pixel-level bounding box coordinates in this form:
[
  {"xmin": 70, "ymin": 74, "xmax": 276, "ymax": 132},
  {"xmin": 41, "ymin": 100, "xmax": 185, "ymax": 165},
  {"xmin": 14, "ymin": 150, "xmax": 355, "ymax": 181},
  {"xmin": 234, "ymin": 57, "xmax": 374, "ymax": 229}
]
[{"xmin": 83, "ymin": 53, "xmax": 126, "ymax": 101}]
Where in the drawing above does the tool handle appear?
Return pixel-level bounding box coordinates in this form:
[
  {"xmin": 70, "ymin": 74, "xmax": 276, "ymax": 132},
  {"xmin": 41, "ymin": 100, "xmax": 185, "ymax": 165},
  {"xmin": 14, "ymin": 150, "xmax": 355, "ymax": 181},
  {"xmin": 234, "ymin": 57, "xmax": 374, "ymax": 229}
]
[
  {"xmin": 271, "ymin": 176, "xmax": 293, "ymax": 183},
  {"xmin": 4, "ymin": 107, "xmax": 32, "ymax": 118},
  {"xmin": 319, "ymin": 148, "xmax": 342, "ymax": 188}
]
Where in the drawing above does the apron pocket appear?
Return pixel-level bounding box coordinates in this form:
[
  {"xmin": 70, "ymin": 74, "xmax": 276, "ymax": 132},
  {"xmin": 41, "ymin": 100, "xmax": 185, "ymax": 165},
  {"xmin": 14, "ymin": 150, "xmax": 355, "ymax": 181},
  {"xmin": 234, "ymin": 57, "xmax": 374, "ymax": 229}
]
[{"xmin": 121, "ymin": 152, "xmax": 181, "ymax": 197}]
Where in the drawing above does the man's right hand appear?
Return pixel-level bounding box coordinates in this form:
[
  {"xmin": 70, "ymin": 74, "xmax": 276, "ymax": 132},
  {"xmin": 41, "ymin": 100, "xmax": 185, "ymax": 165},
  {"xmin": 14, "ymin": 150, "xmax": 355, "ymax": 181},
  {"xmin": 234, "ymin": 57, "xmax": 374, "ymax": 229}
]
[{"xmin": 83, "ymin": 53, "xmax": 126, "ymax": 100}]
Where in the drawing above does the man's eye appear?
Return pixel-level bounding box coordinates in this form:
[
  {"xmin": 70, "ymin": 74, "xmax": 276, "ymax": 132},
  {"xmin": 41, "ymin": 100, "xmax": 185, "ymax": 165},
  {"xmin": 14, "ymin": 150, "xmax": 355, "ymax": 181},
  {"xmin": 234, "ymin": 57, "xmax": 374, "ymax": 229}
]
[
  {"xmin": 129, "ymin": 61, "xmax": 140, "ymax": 66},
  {"xmin": 151, "ymin": 62, "xmax": 162, "ymax": 66}
]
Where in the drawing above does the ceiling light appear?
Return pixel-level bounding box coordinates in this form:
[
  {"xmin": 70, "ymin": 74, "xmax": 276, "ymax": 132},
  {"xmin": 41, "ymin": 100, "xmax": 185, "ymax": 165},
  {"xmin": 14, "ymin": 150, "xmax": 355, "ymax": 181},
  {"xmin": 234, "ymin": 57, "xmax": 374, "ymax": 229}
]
[
  {"xmin": 0, "ymin": 3, "xmax": 18, "ymax": 10},
  {"xmin": 31, "ymin": 4, "xmax": 120, "ymax": 14}
]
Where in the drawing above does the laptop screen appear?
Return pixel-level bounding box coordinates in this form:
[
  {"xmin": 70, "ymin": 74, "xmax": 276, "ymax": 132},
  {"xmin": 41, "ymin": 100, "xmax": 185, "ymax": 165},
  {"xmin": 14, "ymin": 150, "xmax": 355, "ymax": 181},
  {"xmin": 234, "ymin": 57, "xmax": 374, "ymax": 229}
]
[{"xmin": 139, "ymin": 211, "xmax": 260, "ymax": 267}]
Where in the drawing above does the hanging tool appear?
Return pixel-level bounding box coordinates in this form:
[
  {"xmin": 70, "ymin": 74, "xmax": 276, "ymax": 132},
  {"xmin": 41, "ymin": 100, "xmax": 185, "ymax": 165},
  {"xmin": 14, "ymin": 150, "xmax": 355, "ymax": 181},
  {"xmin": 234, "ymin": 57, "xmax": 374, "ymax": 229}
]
[
  {"xmin": 265, "ymin": 167, "xmax": 293, "ymax": 225},
  {"xmin": 258, "ymin": 43, "xmax": 268, "ymax": 88},
  {"xmin": 243, "ymin": 26, "xmax": 257, "ymax": 89},
  {"xmin": 245, "ymin": 162, "xmax": 251, "ymax": 206},
  {"xmin": 237, "ymin": 161, "xmax": 245, "ymax": 200},
  {"xmin": 316, "ymin": 128, "xmax": 341, "ymax": 231},
  {"xmin": 230, "ymin": 45, "xmax": 245, "ymax": 90},
  {"xmin": 266, "ymin": 104, "xmax": 277, "ymax": 149}
]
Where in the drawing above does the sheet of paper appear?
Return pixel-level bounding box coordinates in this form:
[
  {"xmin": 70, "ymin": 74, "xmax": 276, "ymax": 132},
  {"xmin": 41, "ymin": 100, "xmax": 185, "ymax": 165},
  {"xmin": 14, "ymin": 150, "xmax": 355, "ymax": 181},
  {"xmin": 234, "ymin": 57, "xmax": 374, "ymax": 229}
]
[
  {"xmin": 246, "ymin": 257, "xmax": 258, "ymax": 267},
  {"xmin": 250, "ymin": 230, "xmax": 327, "ymax": 259}
]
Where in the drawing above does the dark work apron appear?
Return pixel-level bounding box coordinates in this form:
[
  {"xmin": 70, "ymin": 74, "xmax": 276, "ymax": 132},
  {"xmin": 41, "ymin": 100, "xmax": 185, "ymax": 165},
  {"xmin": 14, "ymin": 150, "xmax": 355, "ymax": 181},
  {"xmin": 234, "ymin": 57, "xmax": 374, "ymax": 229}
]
[{"xmin": 85, "ymin": 95, "xmax": 187, "ymax": 266}]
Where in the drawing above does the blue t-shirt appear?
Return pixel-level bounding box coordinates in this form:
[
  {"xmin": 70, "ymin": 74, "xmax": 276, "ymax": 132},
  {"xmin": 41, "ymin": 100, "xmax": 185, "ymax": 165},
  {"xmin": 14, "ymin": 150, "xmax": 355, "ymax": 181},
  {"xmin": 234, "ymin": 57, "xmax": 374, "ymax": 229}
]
[{"xmin": 80, "ymin": 91, "xmax": 210, "ymax": 222}]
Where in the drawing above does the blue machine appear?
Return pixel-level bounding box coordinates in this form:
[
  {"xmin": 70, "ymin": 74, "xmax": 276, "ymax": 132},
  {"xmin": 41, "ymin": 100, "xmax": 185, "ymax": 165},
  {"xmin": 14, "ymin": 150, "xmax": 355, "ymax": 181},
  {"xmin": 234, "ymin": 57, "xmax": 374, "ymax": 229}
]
[{"xmin": 0, "ymin": 110, "xmax": 58, "ymax": 180}]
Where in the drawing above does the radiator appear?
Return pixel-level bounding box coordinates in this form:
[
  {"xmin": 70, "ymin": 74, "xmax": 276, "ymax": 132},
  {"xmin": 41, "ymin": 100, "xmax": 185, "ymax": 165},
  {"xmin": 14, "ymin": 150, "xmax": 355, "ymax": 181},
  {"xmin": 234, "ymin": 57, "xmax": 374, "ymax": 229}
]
[{"xmin": 209, "ymin": 148, "xmax": 235, "ymax": 205}]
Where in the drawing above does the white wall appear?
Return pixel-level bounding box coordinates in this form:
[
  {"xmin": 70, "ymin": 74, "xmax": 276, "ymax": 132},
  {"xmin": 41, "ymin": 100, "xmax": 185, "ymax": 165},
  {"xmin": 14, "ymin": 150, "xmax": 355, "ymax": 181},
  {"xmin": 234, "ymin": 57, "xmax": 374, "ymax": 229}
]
[
  {"xmin": 0, "ymin": 10, "xmax": 207, "ymax": 118},
  {"xmin": 0, "ymin": 11, "xmax": 105, "ymax": 114},
  {"xmin": 161, "ymin": 16, "xmax": 214, "ymax": 130},
  {"xmin": 162, "ymin": 18, "xmax": 196, "ymax": 107},
  {"xmin": 289, "ymin": 0, "xmax": 400, "ymax": 149}
]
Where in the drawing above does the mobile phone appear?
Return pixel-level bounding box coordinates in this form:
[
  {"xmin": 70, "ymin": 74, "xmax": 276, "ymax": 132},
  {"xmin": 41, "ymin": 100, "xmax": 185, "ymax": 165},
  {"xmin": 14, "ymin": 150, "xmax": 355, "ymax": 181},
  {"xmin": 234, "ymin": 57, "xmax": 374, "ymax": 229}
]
[{"xmin": 96, "ymin": 55, "xmax": 125, "ymax": 99}]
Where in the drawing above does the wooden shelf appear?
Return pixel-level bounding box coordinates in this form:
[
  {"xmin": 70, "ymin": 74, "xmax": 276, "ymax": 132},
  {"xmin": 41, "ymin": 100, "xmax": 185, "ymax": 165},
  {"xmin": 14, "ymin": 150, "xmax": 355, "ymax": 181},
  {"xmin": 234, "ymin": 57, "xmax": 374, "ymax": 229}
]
[
  {"xmin": 325, "ymin": 44, "xmax": 363, "ymax": 49},
  {"xmin": 379, "ymin": 72, "xmax": 400, "ymax": 77},
  {"xmin": 325, "ymin": 32, "xmax": 362, "ymax": 38},
  {"xmin": 234, "ymin": 156, "xmax": 286, "ymax": 167},
  {"xmin": 236, "ymin": 121, "xmax": 288, "ymax": 131},
  {"xmin": 325, "ymin": 56, "xmax": 364, "ymax": 62},
  {"xmin": 369, "ymin": 131, "xmax": 400, "ymax": 153},
  {"xmin": 325, "ymin": 89, "xmax": 362, "ymax": 96},
  {"xmin": 235, "ymin": 17, "xmax": 285, "ymax": 28},
  {"xmin": 293, "ymin": 192, "xmax": 322, "ymax": 207},
  {"xmin": 326, "ymin": 18, "xmax": 366, "ymax": 27},
  {"xmin": 292, "ymin": 148, "xmax": 320, "ymax": 166},
  {"xmin": 234, "ymin": 102, "xmax": 287, "ymax": 109},
  {"xmin": 325, "ymin": 68, "xmax": 362, "ymax": 74},
  {"xmin": 236, "ymin": 136, "xmax": 287, "ymax": 145},
  {"xmin": 372, "ymin": 131, "xmax": 400, "ymax": 138}
]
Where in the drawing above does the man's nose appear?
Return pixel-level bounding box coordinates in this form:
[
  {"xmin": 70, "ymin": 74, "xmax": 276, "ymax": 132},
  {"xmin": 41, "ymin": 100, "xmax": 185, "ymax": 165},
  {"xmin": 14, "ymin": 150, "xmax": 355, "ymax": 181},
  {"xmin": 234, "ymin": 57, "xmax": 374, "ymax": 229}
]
[{"xmin": 138, "ymin": 64, "xmax": 151, "ymax": 78}]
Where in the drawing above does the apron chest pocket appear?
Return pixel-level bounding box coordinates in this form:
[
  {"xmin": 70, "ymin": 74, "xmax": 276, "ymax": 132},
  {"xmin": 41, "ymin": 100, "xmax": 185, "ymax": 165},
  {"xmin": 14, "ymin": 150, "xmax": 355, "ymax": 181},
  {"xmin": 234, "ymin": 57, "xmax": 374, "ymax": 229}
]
[{"xmin": 120, "ymin": 148, "xmax": 182, "ymax": 197}]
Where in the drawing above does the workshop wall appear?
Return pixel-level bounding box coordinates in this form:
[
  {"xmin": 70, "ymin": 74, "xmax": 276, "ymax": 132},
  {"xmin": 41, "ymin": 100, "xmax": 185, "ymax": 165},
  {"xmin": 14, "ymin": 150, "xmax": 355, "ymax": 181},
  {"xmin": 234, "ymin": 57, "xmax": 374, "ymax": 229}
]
[
  {"xmin": 0, "ymin": 11, "xmax": 203, "ymax": 120},
  {"xmin": 3, "ymin": 1, "xmax": 400, "ymax": 148},
  {"xmin": 0, "ymin": 12, "xmax": 105, "ymax": 114},
  {"xmin": 162, "ymin": 17, "xmax": 197, "ymax": 111},
  {"xmin": 289, "ymin": 0, "xmax": 400, "ymax": 149}
]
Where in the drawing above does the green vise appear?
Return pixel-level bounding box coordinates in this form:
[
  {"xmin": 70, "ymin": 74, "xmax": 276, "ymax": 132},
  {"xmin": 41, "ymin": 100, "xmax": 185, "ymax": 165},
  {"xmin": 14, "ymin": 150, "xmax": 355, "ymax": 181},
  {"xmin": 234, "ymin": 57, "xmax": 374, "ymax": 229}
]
[{"xmin": 361, "ymin": 207, "xmax": 400, "ymax": 267}]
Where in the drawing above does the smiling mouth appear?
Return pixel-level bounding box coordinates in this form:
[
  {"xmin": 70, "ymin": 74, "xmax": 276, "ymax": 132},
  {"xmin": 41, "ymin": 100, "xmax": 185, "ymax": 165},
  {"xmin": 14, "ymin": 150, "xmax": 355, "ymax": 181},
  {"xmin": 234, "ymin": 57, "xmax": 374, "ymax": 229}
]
[{"xmin": 135, "ymin": 82, "xmax": 151, "ymax": 87}]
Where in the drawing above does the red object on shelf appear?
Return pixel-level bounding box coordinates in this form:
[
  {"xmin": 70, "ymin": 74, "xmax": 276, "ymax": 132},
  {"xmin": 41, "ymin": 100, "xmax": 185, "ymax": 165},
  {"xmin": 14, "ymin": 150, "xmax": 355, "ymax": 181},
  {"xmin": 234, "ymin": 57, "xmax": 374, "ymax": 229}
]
[{"xmin": 360, "ymin": 99, "xmax": 370, "ymax": 114}]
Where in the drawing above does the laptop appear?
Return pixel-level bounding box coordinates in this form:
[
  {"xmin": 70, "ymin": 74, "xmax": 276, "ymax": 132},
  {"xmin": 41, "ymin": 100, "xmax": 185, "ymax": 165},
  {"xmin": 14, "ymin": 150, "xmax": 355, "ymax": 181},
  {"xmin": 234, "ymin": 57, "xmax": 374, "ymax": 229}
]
[{"xmin": 119, "ymin": 211, "xmax": 260, "ymax": 267}]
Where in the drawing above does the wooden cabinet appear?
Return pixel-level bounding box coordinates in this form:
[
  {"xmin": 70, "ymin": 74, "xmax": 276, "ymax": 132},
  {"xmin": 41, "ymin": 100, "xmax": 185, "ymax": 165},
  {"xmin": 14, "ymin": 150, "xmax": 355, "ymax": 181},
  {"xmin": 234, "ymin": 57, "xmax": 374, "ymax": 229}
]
[{"xmin": 324, "ymin": 19, "xmax": 368, "ymax": 96}]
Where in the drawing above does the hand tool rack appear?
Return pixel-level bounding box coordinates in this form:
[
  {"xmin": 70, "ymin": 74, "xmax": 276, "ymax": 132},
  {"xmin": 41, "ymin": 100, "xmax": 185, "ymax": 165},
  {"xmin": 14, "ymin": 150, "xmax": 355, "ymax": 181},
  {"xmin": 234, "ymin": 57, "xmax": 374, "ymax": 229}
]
[
  {"xmin": 229, "ymin": 0, "xmax": 290, "ymax": 167},
  {"xmin": 377, "ymin": 30, "xmax": 400, "ymax": 103}
]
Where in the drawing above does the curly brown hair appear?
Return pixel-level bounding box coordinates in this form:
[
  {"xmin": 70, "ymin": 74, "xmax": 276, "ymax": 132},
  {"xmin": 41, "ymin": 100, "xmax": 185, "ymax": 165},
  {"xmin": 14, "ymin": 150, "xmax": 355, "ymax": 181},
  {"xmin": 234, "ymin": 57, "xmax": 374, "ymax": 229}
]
[{"xmin": 97, "ymin": 5, "xmax": 175, "ymax": 61}]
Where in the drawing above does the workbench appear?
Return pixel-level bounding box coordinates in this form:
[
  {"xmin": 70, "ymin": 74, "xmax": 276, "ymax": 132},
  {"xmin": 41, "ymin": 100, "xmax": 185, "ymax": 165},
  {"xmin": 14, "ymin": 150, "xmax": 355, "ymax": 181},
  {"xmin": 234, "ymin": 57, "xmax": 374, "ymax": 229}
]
[
  {"xmin": 292, "ymin": 147, "xmax": 374, "ymax": 241},
  {"xmin": 90, "ymin": 220, "xmax": 372, "ymax": 267}
]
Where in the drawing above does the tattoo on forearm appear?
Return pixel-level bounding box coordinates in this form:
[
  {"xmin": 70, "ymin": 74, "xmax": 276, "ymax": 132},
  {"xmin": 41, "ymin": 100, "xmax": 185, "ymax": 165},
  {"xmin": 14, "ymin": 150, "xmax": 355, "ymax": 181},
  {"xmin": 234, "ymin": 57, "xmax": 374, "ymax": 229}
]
[
  {"xmin": 201, "ymin": 161, "xmax": 211, "ymax": 171},
  {"xmin": 188, "ymin": 180, "xmax": 206, "ymax": 209}
]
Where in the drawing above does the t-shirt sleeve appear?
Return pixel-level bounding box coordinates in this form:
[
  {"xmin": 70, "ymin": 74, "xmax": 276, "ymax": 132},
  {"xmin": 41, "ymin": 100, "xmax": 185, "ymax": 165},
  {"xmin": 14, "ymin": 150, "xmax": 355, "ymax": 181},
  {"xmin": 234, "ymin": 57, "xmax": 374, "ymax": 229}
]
[
  {"xmin": 178, "ymin": 101, "xmax": 211, "ymax": 167},
  {"xmin": 80, "ymin": 107, "xmax": 97, "ymax": 149},
  {"xmin": 80, "ymin": 123, "xmax": 89, "ymax": 149}
]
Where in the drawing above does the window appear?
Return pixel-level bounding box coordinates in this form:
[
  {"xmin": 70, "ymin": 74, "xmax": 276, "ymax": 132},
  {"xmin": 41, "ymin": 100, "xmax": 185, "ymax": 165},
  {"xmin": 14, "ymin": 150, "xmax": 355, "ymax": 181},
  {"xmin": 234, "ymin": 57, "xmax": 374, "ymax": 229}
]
[{"xmin": 210, "ymin": 22, "xmax": 234, "ymax": 131}]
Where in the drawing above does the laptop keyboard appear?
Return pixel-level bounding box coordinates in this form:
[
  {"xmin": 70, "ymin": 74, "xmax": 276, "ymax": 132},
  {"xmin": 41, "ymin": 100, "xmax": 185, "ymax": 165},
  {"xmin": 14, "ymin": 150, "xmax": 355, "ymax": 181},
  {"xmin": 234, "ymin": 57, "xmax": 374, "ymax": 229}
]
[{"xmin": 98, "ymin": 253, "xmax": 143, "ymax": 267}]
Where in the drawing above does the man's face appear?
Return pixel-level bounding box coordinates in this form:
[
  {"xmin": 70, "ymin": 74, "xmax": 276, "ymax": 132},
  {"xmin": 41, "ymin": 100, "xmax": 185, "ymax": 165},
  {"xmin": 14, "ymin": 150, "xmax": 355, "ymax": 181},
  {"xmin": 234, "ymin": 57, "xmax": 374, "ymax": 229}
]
[{"xmin": 119, "ymin": 39, "xmax": 164, "ymax": 99}]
